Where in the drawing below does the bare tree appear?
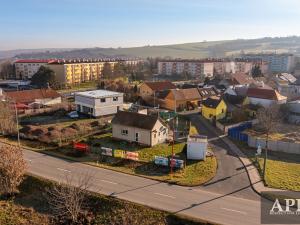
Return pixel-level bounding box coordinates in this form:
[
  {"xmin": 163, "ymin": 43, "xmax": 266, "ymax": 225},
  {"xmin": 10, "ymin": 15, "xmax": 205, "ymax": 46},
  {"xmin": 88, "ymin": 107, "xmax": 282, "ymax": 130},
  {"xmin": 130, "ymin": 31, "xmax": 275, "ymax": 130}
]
[
  {"xmin": 0, "ymin": 101, "xmax": 17, "ymax": 135},
  {"xmin": 0, "ymin": 145, "xmax": 27, "ymax": 197},
  {"xmin": 46, "ymin": 172, "xmax": 94, "ymax": 224},
  {"xmin": 0, "ymin": 61, "xmax": 15, "ymax": 79},
  {"xmin": 256, "ymin": 103, "xmax": 282, "ymax": 181}
]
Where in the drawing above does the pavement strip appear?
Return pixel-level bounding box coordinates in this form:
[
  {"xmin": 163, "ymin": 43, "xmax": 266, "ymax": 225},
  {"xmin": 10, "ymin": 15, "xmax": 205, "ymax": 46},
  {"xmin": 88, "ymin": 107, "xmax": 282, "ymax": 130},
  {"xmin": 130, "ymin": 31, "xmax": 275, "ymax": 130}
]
[{"xmin": 154, "ymin": 192, "xmax": 176, "ymax": 199}]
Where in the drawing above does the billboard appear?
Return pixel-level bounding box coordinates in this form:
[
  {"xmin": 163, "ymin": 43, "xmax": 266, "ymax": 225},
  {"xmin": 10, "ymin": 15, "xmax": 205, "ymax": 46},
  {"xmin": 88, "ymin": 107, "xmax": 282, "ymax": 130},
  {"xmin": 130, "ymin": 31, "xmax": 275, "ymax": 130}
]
[
  {"xmin": 74, "ymin": 142, "xmax": 89, "ymax": 152},
  {"xmin": 114, "ymin": 149, "xmax": 126, "ymax": 158},
  {"xmin": 126, "ymin": 151, "xmax": 139, "ymax": 161},
  {"xmin": 170, "ymin": 158, "xmax": 184, "ymax": 169},
  {"xmin": 101, "ymin": 147, "xmax": 113, "ymax": 156},
  {"xmin": 154, "ymin": 156, "xmax": 169, "ymax": 166}
]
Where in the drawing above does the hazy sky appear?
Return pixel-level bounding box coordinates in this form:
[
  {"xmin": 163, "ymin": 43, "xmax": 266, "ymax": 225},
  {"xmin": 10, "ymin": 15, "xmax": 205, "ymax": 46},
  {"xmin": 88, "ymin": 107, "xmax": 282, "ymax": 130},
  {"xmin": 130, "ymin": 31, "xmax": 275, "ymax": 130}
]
[{"xmin": 1, "ymin": 0, "xmax": 300, "ymax": 50}]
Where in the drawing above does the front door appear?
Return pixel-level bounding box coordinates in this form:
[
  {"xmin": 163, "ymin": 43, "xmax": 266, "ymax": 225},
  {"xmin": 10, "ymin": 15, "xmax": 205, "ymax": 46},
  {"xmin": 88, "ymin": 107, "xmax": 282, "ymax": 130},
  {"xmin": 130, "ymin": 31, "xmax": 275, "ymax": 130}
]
[{"xmin": 135, "ymin": 132, "xmax": 139, "ymax": 142}]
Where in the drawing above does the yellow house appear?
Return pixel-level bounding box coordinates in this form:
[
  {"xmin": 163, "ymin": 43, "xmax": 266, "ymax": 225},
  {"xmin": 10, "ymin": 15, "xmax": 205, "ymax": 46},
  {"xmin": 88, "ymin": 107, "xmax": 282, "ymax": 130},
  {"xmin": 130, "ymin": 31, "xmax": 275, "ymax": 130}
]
[{"xmin": 201, "ymin": 97, "xmax": 227, "ymax": 121}]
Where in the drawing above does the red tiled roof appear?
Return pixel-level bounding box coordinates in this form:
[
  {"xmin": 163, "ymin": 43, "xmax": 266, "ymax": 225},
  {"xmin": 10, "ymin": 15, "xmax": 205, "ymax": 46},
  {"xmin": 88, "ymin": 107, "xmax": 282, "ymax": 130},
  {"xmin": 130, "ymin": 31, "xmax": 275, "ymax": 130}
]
[
  {"xmin": 144, "ymin": 81, "xmax": 176, "ymax": 91},
  {"xmin": 14, "ymin": 59, "xmax": 53, "ymax": 63},
  {"xmin": 246, "ymin": 88, "xmax": 287, "ymax": 101},
  {"xmin": 231, "ymin": 73, "xmax": 256, "ymax": 85},
  {"xmin": 5, "ymin": 89, "xmax": 61, "ymax": 104}
]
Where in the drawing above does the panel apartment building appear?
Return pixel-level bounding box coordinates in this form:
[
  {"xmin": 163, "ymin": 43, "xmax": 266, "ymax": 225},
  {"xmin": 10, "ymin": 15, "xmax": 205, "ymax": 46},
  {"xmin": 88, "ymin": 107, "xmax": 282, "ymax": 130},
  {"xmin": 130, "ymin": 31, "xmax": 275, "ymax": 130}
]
[
  {"xmin": 157, "ymin": 60, "xmax": 214, "ymax": 77},
  {"xmin": 14, "ymin": 58, "xmax": 141, "ymax": 85},
  {"xmin": 243, "ymin": 53, "xmax": 295, "ymax": 73},
  {"xmin": 157, "ymin": 59, "xmax": 268, "ymax": 77},
  {"xmin": 15, "ymin": 59, "xmax": 53, "ymax": 79}
]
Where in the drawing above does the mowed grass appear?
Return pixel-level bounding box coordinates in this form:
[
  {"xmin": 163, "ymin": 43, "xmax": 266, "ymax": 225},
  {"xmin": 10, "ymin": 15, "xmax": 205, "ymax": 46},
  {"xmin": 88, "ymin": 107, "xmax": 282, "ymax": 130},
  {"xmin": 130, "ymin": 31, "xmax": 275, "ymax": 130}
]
[
  {"xmin": 235, "ymin": 141, "xmax": 300, "ymax": 191},
  {"xmin": 258, "ymin": 155, "xmax": 300, "ymax": 191},
  {"xmin": 34, "ymin": 133, "xmax": 217, "ymax": 186}
]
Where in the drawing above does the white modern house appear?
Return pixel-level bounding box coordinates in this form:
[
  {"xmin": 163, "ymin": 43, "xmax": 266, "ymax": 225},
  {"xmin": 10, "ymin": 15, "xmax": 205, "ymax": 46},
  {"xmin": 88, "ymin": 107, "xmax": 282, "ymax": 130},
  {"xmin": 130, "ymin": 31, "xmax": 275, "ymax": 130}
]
[
  {"xmin": 187, "ymin": 135, "xmax": 208, "ymax": 160},
  {"xmin": 75, "ymin": 90, "xmax": 123, "ymax": 117}
]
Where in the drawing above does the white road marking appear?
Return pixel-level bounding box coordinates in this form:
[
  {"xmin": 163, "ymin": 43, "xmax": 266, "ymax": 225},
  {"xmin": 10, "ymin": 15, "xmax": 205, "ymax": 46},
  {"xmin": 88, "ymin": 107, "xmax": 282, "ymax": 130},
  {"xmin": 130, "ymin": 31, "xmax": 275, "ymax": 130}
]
[
  {"xmin": 221, "ymin": 207, "xmax": 247, "ymax": 215},
  {"xmin": 100, "ymin": 179, "xmax": 118, "ymax": 185},
  {"xmin": 191, "ymin": 189, "xmax": 259, "ymax": 203},
  {"xmin": 154, "ymin": 192, "xmax": 176, "ymax": 199},
  {"xmin": 57, "ymin": 168, "xmax": 71, "ymax": 173},
  {"xmin": 208, "ymin": 135, "xmax": 227, "ymax": 141}
]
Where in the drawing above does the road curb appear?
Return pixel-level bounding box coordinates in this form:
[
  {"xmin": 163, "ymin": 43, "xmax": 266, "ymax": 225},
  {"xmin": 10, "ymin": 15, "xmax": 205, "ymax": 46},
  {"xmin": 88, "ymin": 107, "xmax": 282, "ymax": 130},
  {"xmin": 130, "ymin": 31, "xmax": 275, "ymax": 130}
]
[{"xmin": 196, "ymin": 116, "xmax": 270, "ymax": 196}]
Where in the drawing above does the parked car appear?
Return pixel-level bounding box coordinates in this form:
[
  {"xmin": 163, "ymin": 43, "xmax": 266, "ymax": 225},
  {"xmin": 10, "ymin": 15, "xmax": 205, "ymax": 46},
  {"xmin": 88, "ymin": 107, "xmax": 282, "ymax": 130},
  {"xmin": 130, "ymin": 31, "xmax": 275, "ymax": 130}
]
[{"xmin": 68, "ymin": 111, "xmax": 79, "ymax": 118}]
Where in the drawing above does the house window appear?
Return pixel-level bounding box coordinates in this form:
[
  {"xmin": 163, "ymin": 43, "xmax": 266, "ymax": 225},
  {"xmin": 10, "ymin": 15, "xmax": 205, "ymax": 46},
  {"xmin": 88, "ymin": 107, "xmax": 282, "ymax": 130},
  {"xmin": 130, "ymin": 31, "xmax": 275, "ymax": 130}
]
[
  {"xmin": 222, "ymin": 109, "xmax": 224, "ymax": 113},
  {"xmin": 121, "ymin": 129, "xmax": 128, "ymax": 135},
  {"xmin": 113, "ymin": 97, "xmax": 118, "ymax": 101},
  {"xmin": 100, "ymin": 98, "xmax": 106, "ymax": 103}
]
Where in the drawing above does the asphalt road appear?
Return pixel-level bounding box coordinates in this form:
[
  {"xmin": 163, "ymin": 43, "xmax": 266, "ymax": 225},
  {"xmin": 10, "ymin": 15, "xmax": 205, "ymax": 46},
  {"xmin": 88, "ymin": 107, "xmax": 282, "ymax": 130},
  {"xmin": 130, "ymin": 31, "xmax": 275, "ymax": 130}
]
[
  {"xmin": 24, "ymin": 150, "xmax": 263, "ymax": 225},
  {"xmin": 189, "ymin": 115, "xmax": 259, "ymax": 200}
]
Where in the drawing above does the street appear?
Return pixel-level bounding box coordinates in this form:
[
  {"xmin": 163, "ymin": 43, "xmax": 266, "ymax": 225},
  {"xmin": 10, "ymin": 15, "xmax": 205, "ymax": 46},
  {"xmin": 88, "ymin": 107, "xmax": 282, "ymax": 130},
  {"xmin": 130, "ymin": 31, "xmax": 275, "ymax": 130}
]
[
  {"xmin": 24, "ymin": 150, "xmax": 263, "ymax": 225},
  {"xmin": 189, "ymin": 114, "xmax": 259, "ymax": 200}
]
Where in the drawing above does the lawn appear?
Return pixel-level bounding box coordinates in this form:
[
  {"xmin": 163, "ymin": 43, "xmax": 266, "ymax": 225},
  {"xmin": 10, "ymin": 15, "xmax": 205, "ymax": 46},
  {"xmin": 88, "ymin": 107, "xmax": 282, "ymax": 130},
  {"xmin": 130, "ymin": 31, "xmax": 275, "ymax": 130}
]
[
  {"xmin": 28, "ymin": 133, "xmax": 217, "ymax": 186},
  {"xmin": 58, "ymin": 81, "xmax": 98, "ymax": 93},
  {"xmin": 0, "ymin": 176, "xmax": 215, "ymax": 225},
  {"xmin": 235, "ymin": 141, "xmax": 300, "ymax": 191}
]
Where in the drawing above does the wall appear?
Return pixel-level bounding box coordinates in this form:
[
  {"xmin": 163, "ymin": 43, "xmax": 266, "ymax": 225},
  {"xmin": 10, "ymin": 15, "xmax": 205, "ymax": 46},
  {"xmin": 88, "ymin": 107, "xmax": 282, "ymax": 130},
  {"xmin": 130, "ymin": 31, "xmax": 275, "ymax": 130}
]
[
  {"xmin": 75, "ymin": 94, "xmax": 123, "ymax": 117},
  {"xmin": 112, "ymin": 124, "xmax": 151, "ymax": 146},
  {"xmin": 216, "ymin": 119, "xmax": 258, "ymax": 134},
  {"xmin": 248, "ymin": 135, "xmax": 300, "ymax": 154}
]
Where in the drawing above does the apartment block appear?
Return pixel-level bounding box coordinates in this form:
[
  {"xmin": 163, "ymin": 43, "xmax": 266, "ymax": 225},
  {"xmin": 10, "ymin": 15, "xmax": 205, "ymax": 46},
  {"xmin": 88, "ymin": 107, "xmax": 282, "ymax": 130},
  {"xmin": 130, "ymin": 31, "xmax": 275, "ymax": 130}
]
[
  {"xmin": 157, "ymin": 58, "xmax": 268, "ymax": 77},
  {"xmin": 243, "ymin": 53, "xmax": 295, "ymax": 73},
  {"xmin": 157, "ymin": 60, "xmax": 214, "ymax": 77},
  {"xmin": 14, "ymin": 58, "xmax": 141, "ymax": 84},
  {"xmin": 15, "ymin": 59, "xmax": 53, "ymax": 79}
]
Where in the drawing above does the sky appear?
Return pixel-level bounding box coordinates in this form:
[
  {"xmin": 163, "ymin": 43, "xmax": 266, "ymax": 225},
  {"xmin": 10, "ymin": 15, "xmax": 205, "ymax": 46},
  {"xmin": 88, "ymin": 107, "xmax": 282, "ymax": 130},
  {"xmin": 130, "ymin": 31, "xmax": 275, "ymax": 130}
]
[{"xmin": 1, "ymin": 0, "xmax": 300, "ymax": 50}]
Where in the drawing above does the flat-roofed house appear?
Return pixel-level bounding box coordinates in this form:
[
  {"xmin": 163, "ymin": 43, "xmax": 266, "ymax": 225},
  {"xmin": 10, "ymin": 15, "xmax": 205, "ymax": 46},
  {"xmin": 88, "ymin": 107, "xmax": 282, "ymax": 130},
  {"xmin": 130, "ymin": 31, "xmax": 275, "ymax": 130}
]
[
  {"xmin": 75, "ymin": 90, "xmax": 123, "ymax": 117},
  {"xmin": 111, "ymin": 111, "xmax": 168, "ymax": 146}
]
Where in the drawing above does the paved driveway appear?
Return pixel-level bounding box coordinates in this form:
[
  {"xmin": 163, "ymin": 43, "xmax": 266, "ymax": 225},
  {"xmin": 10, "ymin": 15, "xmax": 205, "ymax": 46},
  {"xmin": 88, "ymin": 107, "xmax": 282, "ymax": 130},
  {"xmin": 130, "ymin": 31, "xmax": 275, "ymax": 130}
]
[{"xmin": 189, "ymin": 114, "xmax": 259, "ymax": 200}]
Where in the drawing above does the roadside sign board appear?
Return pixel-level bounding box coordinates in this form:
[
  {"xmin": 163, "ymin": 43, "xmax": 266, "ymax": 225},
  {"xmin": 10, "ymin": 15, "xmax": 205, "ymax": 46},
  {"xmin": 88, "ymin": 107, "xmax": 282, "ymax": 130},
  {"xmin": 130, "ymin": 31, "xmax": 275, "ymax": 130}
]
[
  {"xmin": 170, "ymin": 158, "xmax": 184, "ymax": 169},
  {"xmin": 126, "ymin": 151, "xmax": 139, "ymax": 161},
  {"xmin": 114, "ymin": 149, "xmax": 126, "ymax": 158},
  {"xmin": 154, "ymin": 156, "xmax": 169, "ymax": 166},
  {"xmin": 74, "ymin": 142, "xmax": 89, "ymax": 152},
  {"xmin": 101, "ymin": 147, "xmax": 113, "ymax": 156}
]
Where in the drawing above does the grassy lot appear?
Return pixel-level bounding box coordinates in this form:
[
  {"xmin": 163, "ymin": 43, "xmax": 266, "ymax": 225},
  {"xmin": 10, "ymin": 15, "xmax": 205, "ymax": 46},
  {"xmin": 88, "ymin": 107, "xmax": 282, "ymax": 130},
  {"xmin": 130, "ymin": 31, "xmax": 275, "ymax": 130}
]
[
  {"xmin": 58, "ymin": 81, "xmax": 98, "ymax": 93},
  {"xmin": 11, "ymin": 132, "xmax": 216, "ymax": 186},
  {"xmin": 235, "ymin": 141, "xmax": 300, "ymax": 191},
  {"xmin": 0, "ymin": 176, "xmax": 215, "ymax": 225},
  {"xmin": 246, "ymin": 123, "xmax": 300, "ymax": 143}
]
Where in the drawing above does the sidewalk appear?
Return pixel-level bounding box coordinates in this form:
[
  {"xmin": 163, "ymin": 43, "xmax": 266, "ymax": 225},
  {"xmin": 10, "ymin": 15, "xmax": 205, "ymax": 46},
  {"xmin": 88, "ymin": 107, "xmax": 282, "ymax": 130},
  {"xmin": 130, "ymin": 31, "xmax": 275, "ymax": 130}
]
[{"xmin": 197, "ymin": 116, "xmax": 300, "ymax": 198}]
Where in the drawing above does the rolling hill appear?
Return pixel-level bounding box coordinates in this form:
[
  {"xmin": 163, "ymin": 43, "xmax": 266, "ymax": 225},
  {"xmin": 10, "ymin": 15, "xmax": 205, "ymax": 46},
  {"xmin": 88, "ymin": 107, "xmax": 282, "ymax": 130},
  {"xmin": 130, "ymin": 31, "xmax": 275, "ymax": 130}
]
[{"xmin": 2, "ymin": 36, "xmax": 300, "ymax": 60}]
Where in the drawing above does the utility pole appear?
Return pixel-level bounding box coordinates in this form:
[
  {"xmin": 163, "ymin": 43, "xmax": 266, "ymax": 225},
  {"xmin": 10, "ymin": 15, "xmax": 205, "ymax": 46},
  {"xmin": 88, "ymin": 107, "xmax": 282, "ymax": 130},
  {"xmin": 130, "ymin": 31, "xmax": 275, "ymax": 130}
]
[
  {"xmin": 14, "ymin": 101, "xmax": 20, "ymax": 148},
  {"xmin": 170, "ymin": 115, "xmax": 175, "ymax": 175}
]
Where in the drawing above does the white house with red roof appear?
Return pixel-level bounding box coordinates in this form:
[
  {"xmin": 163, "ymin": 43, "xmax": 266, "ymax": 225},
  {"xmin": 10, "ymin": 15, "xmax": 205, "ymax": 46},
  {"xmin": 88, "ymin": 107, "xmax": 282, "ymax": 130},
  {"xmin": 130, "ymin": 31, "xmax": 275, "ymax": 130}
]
[
  {"xmin": 245, "ymin": 87, "xmax": 287, "ymax": 108},
  {"xmin": 14, "ymin": 59, "xmax": 54, "ymax": 80}
]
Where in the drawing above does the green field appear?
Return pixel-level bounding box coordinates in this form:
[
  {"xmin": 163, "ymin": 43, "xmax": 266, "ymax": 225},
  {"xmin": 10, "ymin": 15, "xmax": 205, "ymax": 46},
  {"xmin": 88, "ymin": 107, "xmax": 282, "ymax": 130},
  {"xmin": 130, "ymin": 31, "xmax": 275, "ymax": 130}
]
[
  {"xmin": 12, "ymin": 36, "xmax": 300, "ymax": 59},
  {"xmin": 236, "ymin": 142, "xmax": 300, "ymax": 191}
]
